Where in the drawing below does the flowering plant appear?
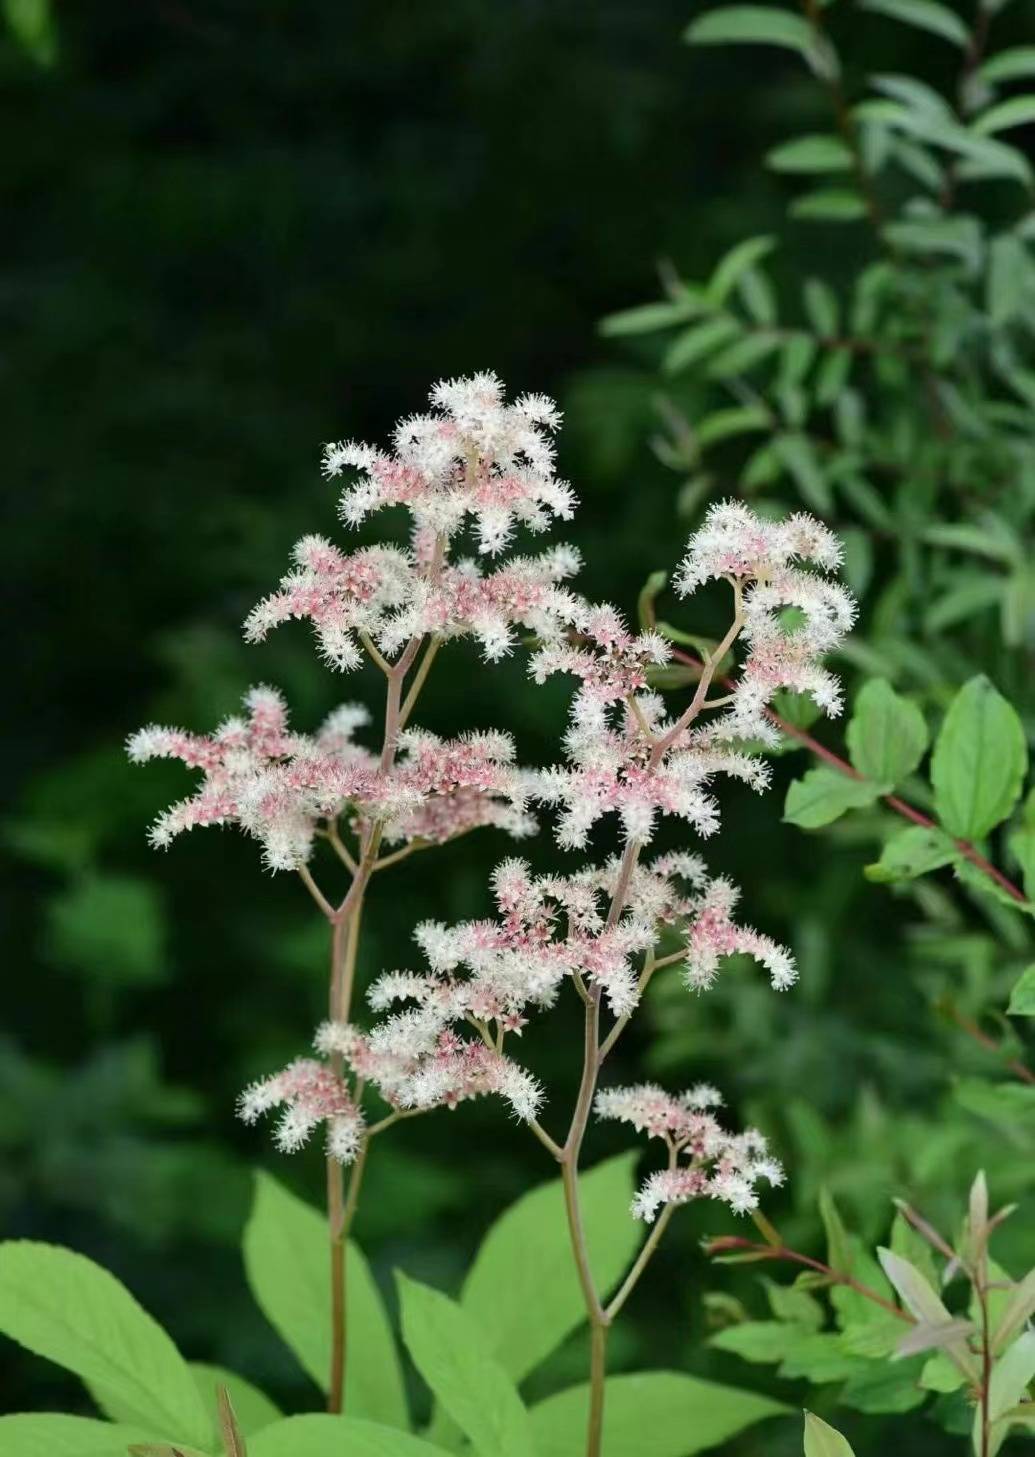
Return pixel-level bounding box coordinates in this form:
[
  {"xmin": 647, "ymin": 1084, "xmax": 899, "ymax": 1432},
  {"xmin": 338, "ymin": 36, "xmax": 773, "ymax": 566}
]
[{"xmin": 0, "ymin": 375, "xmax": 853, "ymax": 1457}]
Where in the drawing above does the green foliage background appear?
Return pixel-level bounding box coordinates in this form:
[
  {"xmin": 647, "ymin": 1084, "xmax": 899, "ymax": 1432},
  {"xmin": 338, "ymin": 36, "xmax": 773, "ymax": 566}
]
[{"xmin": 6, "ymin": 3, "xmax": 1035, "ymax": 1453}]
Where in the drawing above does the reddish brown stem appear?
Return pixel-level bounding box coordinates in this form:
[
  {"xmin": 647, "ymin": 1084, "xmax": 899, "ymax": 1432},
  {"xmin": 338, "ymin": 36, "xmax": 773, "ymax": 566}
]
[
  {"xmin": 944, "ymin": 1002, "xmax": 1035, "ymax": 1086},
  {"xmin": 707, "ymin": 1237, "xmax": 911, "ymax": 1323}
]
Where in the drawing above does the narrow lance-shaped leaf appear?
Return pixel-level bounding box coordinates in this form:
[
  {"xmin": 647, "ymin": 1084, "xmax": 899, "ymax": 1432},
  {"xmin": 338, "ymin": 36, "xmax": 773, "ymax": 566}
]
[{"xmin": 684, "ymin": 7, "xmax": 839, "ymax": 79}]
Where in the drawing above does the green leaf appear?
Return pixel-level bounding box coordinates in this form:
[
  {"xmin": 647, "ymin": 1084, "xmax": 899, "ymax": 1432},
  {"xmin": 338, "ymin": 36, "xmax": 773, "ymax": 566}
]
[
  {"xmin": 1007, "ymin": 965, "xmax": 1035, "ymax": 1015},
  {"xmin": 804, "ymin": 1411, "xmax": 857, "ymax": 1457},
  {"xmin": 248, "ymin": 1415, "xmax": 450, "ymax": 1456},
  {"xmin": 988, "ymin": 235, "xmax": 1031, "ymax": 325},
  {"xmin": 790, "ymin": 190, "xmax": 868, "ymax": 221},
  {"xmin": 459, "ymin": 1153, "xmax": 639, "ymax": 1384},
  {"xmin": 694, "ymin": 405, "xmax": 772, "ymax": 448},
  {"xmin": 706, "ymin": 332, "xmax": 783, "ymax": 379},
  {"xmin": 663, "ymin": 317, "xmax": 741, "ymax": 375},
  {"xmin": 45, "ymin": 874, "xmax": 165, "ymax": 988},
  {"xmin": 877, "ymin": 1249, "xmax": 977, "ymax": 1379},
  {"xmin": 818, "ymin": 1187, "xmax": 853, "ymax": 1277},
  {"xmin": 839, "ymin": 1356, "xmax": 926, "ymax": 1413},
  {"xmin": 0, "ymin": 1415, "xmax": 158, "ymax": 1457},
  {"xmin": 767, "ymin": 135, "xmax": 853, "ymax": 173},
  {"xmin": 599, "ymin": 297, "xmax": 703, "ymax": 337},
  {"xmin": 397, "ymin": 1274, "xmax": 533, "ymax": 1457},
  {"xmin": 189, "ymin": 1363, "xmax": 281, "ymax": 1437},
  {"xmin": 765, "ymin": 1277, "xmax": 825, "ymax": 1330},
  {"xmin": 930, "ymin": 675, "xmax": 1028, "ymax": 840},
  {"xmin": 860, "ymin": 0, "xmax": 968, "ymax": 44},
  {"xmin": 707, "ymin": 235, "xmax": 776, "ymax": 303},
  {"xmin": 3, "ymin": 0, "xmax": 56, "ymax": 66},
  {"xmin": 975, "ymin": 95, "xmax": 1035, "ymax": 135},
  {"xmin": 987, "ymin": 1330, "xmax": 1035, "ymax": 1423},
  {"xmin": 846, "ymin": 678, "xmax": 929, "ymax": 786},
  {"xmin": 709, "ymin": 1320, "xmax": 791, "ymax": 1364},
  {"xmin": 979, "ymin": 47, "xmax": 1035, "ymax": 85},
  {"xmin": 865, "ymin": 826, "xmax": 960, "ymax": 883},
  {"xmin": 684, "ymin": 7, "xmax": 827, "ymax": 71},
  {"xmin": 955, "ymin": 1077, "xmax": 1035, "ymax": 1126},
  {"xmin": 0, "ymin": 1242, "xmax": 210, "ymax": 1449},
  {"xmin": 242, "ymin": 1172, "xmax": 407, "ymax": 1428},
  {"xmin": 529, "ymin": 1371, "xmax": 788, "ymax": 1456},
  {"xmin": 784, "ymin": 768, "xmax": 884, "ymax": 829},
  {"xmin": 803, "ymin": 278, "xmax": 840, "ymax": 335},
  {"xmin": 772, "ymin": 432, "xmax": 831, "ymax": 512}
]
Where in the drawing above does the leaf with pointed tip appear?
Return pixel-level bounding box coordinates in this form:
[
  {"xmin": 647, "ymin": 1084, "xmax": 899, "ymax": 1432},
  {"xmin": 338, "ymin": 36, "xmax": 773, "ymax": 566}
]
[
  {"xmin": 248, "ymin": 1416, "xmax": 450, "ymax": 1457},
  {"xmin": 0, "ymin": 1415, "xmax": 160, "ymax": 1457},
  {"xmin": 804, "ymin": 1411, "xmax": 856, "ymax": 1456},
  {"xmin": 931, "ymin": 676, "xmax": 1027, "ymax": 840},
  {"xmin": 189, "ymin": 1364, "xmax": 281, "ymax": 1438}
]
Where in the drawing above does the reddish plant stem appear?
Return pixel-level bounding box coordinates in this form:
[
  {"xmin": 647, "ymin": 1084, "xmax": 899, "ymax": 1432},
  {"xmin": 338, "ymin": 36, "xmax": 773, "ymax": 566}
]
[
  {"xmin": 943, "ymin": 1001, "xmax": 1035, "ymax": 1086},
  {"xmin": 707, "ymin": 1237, "xmax": 911, "ymax": 1323},
  {"xmin": 668, "ymin": 644, "xmax": 1027, "ymax": 905}
]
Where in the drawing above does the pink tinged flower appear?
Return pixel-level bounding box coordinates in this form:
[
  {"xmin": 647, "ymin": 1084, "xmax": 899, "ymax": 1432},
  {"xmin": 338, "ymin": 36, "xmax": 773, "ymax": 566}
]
[
  {"xmin": 238, "ymin": 1057, "xmax": 364, "ymax": 1164},
  {"xmin": 683, "ymin": 875, "xmax": 797, "ymax": 991},
  {"xmin": 322, "ymin": 373, "xmax": 576, "ymax": 556}
]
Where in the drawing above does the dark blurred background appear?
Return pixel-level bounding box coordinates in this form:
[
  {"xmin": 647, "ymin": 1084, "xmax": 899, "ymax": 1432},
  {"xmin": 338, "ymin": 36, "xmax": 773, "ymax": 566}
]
[{"xmin": 7, "ymin": 5, "xmax": 1033, "ymax": 1453}]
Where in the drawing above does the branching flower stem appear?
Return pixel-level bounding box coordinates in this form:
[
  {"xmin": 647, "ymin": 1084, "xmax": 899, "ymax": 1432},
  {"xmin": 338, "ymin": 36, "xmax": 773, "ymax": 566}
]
[{"xmin": 555, "ymin": 595, "xmax": 747, "ymax": 1457}]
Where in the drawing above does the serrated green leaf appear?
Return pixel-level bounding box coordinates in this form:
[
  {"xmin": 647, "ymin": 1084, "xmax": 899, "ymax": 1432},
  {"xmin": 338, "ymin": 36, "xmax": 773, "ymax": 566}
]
[
  {"xmin": 0, "ymin": 1243, "xmax": 210, "ymax": 1448},
  {"xmin": 931, "ymin": 675, "xmax": 1027, "ymax": 840},
  {"xmin": 529, "ymin": 1371, "xmax": 788, "ymax": 1457},
  {"xmin": 865, "ymin": 826, "xmax": 960, "ymax": 883},
  {"xmin": 846, "ymin": 678, "xmax": 929, "ymax": 786},
  {"xmin": 784, "ymin": 768, "xmax": 884, "ymax": 829},
  {"xmin": 397, "ymin": 1274, "xmax": 533, "ymax": 1457},
  {"xmin": 242, "ymin": 1173, "xmax": 407, "ymax": 1428}
]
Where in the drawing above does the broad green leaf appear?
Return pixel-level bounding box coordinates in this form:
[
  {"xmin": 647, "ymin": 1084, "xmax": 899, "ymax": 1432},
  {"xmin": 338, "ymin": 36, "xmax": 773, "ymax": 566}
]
[
  {"xmin": 707, "ymin": 235, "xmax": 776, "ymax": 303},
  {"xmin": 846, "ymin": 678, "xmax": 929, "ymax": 786},
  {"xmin": 866, "ymin": 826, "xmax": 959, "ymax": 883},
  {"xmin": 975, "ymin": 96, "xmax": 1035, "ymax": 136},
  {"xmin": 709, "ymin": 1320, "xmax": 791, "ymax": 1364},
  {"xmin": 790, "ymin": 190, "xmax": 868, "ymax": 221},
  {"xmin": 0, "ymin": 1415, "xmax": 158, "ymax": 1457},
  {"xmin": 767, "ymin": 135, "xmax": 853, "ymax": 173},
  {"xmin": 397, "ymin": 1274, "xmax": 533, "ymax": 1457},
  {"xmin": 685, "ymin": 7, "xmax": 824, "ymax": 68},
  {"xmin": 242, "ymin": 1173, "xmax": 407, "ymax": 1429},
  {"xmin": 599, "ymin": 297, "xmax": 702, "ymax": 337},
  {"xmin": 1007, "ymin": 966, "xmax": 1035, "ymax": 1015},
  {"xmin": 979, "ymin": 47, "xmax": 1035, "ymax": 85},
  {"xmin": 841, "ymin": 1355, "xmax": 926, "ymax": 1413},
  {"xmin": 189, "ymin": 1363, "xmax": 281, "ymax": 1437},
  {"xmin": 663, "ymin": 317, "xmax": 741, "ymax": 375},
  {"xmin": 784, "ymin": 768, "xmax": 884, "ymax": 829},
  {"xmin": 765, "ymin": 1278, "xmax": 825, "ymax": 1330},
  {"xmin": 0, "ymin": 1242, "xmax": 210, "ymax": 1448},
  {"xmin": 3, "ymin": 0, "xmax": 56, "ymax": 66},
  {"xmin": 529, "ymin": 1371, "xmax": 788, "ymax": 1457},
  {"xmin": 860, "ymin": 0, "xmax": 968, "ymax": 44},
  {"xmin": 780, "ymin": 1333, "xmax": 867, "ymax": 1383},
  {"xmin": 249, "ymin": 1415, "xmax": 450, "ymax": 1456},
  {"xmin": 930, "ymin": 676, "xmax": 1027, "ymax": 840},
  {"xmin": 804, "ymin": 1411, "xmax": 856, "ymax": 1456},
  {"xmin": 460, "ymin": 1153, "xmax": 639, "ymax": 1383}
]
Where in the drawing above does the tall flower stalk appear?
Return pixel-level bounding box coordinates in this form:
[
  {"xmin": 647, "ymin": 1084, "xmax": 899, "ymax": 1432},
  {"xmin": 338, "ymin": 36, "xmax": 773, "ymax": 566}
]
[{"xmin": 129, "ymin": 377, "xmax": 852, "ymax": 1450}]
